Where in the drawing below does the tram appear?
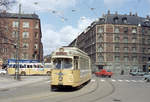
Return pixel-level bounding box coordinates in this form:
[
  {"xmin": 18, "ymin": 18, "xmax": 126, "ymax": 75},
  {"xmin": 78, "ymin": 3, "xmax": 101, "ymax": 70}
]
[
  {"xmin": 7, "ymin": 62, "xmax": 52, "ymax": 76},
  {"xmin": 50, "ymin": 47, "xmax": 92, "ymax": 90}
]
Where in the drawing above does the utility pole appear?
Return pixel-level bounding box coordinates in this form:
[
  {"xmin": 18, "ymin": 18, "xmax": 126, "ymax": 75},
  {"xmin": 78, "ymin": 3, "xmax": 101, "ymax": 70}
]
[{"xmin": 15, "ymin": 4, "xmax": 21, "ymax": 80}]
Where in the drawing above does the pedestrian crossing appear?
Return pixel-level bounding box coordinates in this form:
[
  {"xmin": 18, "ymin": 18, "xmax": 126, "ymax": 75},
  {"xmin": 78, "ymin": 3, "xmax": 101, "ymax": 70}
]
[{"xmin": 98, "ymin": 79, "xmax": 145, "ymax": 83}]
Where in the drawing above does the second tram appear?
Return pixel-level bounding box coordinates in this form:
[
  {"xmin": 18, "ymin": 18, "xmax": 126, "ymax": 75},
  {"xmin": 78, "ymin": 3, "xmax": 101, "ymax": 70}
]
[{"xmin": 50, "ymin": 47, "xmax": 92, "ymax": 90}]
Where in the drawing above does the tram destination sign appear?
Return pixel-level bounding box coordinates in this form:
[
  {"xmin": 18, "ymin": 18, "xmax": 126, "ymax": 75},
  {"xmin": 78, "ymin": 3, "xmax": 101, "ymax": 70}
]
[{"xmin": 56, "ymin": 52, "xmax": 67, "ymax": 55}]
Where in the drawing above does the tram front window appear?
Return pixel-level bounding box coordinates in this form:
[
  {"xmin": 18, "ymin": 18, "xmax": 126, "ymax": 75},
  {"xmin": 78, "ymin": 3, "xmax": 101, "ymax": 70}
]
[{"xmin": 53, "ymin": 58, "xmax": 72, "ymax": 69}]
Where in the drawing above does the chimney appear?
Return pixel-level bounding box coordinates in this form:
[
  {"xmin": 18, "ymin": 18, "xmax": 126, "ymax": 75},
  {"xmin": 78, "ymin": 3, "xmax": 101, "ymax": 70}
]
[
  {"xmin": 108, "ymin": 10, "xmax": 110, "ymax": 15},
  {"xmin": 115, "ymin": 11, "xmax": 118, "ymax": 15},
  {"xmin": 129, "ymin": 12, "xmax": 132, "ymax": 16},
  {"xmin": 146, "ymin": 15, "xmax": 149, "ymax": 19},
  {"xmin": 135, "ymin": 12, "xmax": 138, "ymax": 16}
]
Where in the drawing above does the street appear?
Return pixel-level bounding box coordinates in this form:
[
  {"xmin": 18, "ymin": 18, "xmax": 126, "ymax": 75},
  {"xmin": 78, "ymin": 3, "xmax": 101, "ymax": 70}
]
[{"xmin": 0, "ymin": 75, "xmax": 150, "ymax": 102}]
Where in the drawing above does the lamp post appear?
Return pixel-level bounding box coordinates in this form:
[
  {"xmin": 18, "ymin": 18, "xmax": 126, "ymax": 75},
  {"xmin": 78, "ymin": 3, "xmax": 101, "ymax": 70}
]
[{"xmin": 14, "ymin": 4, "xmax": 21, "ymax": 80}]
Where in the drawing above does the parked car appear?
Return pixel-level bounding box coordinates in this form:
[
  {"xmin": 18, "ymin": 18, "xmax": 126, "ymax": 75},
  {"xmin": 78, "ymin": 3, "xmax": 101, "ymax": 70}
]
[
  {"xmin": 145, "ymin": 75, "xmax": 150, "ymax": 82},
  {"xmin": 143, "ymin": 73, "xmax": 150, "ymax": 80},
  {"xmin": 130, "ymin": 71, "xmax": 146, "ymax": 76},
  {"xmin": 95, "ymin": 69, "xmax": 113, "ymax": 78},
  {"xmin": 0, "ymin": 69, "xmax": 7, "ymax": 75}
]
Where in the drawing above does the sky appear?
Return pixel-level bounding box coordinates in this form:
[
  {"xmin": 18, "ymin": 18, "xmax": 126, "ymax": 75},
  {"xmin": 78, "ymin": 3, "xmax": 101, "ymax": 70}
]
[{"xmin": 9, "ymin": 0, "xmax": 150, "ymax": 56}]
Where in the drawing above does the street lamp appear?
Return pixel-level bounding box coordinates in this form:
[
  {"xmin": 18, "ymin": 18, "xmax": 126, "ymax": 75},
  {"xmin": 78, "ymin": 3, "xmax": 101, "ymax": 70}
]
[{"xmin": 14, "ymin": 4, "xmax": 21, "ymax": 80}]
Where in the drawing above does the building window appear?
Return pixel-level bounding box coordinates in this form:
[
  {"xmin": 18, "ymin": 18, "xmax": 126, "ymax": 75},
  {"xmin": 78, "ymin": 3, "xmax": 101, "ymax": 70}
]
[
  {"xmin": 132, "ymin": 47, "xmax": 136, "ymax": 52},
  {"xmin": 148, "ymin": 48, "xmax": 150, "ymax": 53},
  {"xmin": 142, "ymin": 57, "xmax": 147, "ymax": 61},
  {"xmin": 124, "ymin": 56, "xmax": 129, "ymax": 62},
  {"xmin": 132, "ymin": 38, "xmax": 136, "ymax": 43},
  {"xmin": 11, "ymin": 53, "xmax": 16, "ymax": 59},
  {"xmin": 12, "ymin": 31, "xmax": 18, "ymax": 38},
  {"xmin": 147, "ymin": 39, "xmax": 150, "ymax": 44},
  {"xmin": 114, "ymin": 27, "xmax": 120, "ymax": 33},
  {"xmin": 98, "ymin": 45, "xmax": 103, "ymax": 52},
  {"xmin": 22, "ymin": 32, "xmax": 29, "ymax": 38},
  {"xmin": 122, "ymin": 18, "xmax": 127, "ymax": 24},
  {"xmin": 114, "ymin": 17, "xmax": 118, "ymax": 23},
  {"xmin": 22, "ymin": 53, "xmax": 28, "ymax": 59},
  {"xmin": 34, "ymin": 44, "xmax": 38, "ymax": 49},
  {"xmin": 35, "ymin": 32, "xmax": 38, "ymax": 38},
  {"xmin": 12, "ymin": 21, "xmax": 19, "ymax": 28},
  {"xmin": 124, "ymin": 47, "xmax": 128, "ymax": 52},
  {"xmin": 132, "ymin": 28, "xmax": 137, "ymax": 33},
  {"xmin": 115, "ymin": 36, "xmax": 120, "ymax": 42},
  {"xmin": 35, "ymin": 22, "xmax": 39, "ymax": 29},
  {"xmin": 132, "ymin": 56, "xmax": 137, "ymax": 62},
  {"xmin": 98, "ymin": 36, "xmax": 103, "ymax": 42},
  {"xmin": 97, "ymin": 27, "xmax": 103, "ymax": 33},
  {"xmin": 123, "ymin": 37, "xmax": 128, "ymax": 43},
  {"xmin": 115, "ymin": 47, "xmax": 120, "ymax": 52},
  {"xmin": 3, "ymin": 48, "xmax": 7, "ymax": 53},
  {"xmin": 142, "ymin": 48, "xmax": 145, "ymax": 53},
  {"xmin": 124, "ymin": 27, "xmax": 128, "ymax": 33},
  {"xmin": 99, "ymin": 56, "xmax": 104, "ymax": 61},
  {"xmin": 115, "ymin": 56, "xmax": 120, "ymax": 61},
  {"xmin": 23, "ymin": 22, "xmax": 29, "ymax": 28},
  {"xmin": 23, "ymin": 43, "xmax": 29, "ymax": 49}
]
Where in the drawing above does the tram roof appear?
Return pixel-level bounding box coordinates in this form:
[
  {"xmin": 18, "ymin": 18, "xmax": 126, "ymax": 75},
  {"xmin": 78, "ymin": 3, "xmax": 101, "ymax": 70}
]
[{"xmin": 52, "ymin": 47, "xmax": 89, "ymax": 57}]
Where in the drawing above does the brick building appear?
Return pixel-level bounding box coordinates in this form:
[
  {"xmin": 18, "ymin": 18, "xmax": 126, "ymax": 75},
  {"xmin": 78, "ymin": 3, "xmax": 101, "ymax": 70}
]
[
  {"xmin": 69, "ymin": 11, "xmax": 150, "ymax": 74},
  {"xmin": 0, "ymin": 12, "xmax": 43, "ymax": 63}
]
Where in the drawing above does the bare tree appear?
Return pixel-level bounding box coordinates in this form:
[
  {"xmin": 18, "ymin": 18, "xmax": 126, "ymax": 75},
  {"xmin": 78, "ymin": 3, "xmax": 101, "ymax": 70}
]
[
  {"xmin": 0, "ymin": 0, "xmax": 16, "ymax": 11},
  {"xmin": 0, "ymin": 0, "xmax": 16, "ymax": 63}
]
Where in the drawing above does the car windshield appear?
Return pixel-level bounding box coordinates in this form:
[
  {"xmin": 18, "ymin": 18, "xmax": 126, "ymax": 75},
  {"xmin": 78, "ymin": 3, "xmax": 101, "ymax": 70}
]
[{"xmin": 53, "ymin": 58, "xmax": 72, "ymax": 69}]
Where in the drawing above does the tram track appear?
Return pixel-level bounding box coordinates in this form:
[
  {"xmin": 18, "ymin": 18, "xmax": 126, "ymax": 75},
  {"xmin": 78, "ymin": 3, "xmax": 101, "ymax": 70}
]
[
  {"xmin": 55, "ymin": 77, "xmax": 99, "ymax": 102},
  {"xmin": 1, "ymin": 76, "xmax": 116, "ymax": 102},
  {"xmin": 55, "ymin": 77, "xmax": 116, "ymax": 102}
]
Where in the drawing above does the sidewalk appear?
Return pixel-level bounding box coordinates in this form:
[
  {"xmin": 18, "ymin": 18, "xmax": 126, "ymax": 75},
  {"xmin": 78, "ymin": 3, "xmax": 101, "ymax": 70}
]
[{"xmin": 0, "ymin": 75, "xmax": 50, "ymax": 91}]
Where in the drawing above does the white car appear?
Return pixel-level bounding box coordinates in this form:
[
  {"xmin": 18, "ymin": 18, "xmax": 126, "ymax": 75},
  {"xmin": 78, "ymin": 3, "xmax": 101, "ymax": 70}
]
[{"xmin": 0, "ymin": 69, "xmax": 7, "ymax": 74}]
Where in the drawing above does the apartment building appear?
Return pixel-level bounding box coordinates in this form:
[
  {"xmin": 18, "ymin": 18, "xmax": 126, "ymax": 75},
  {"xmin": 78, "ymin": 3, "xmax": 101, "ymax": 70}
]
[
  {"xmin": 0, "ymin": 12, "xmax": 43, "ymax": 63},
  {"xmin": 69, "ymin": 11, "xmax": 150, "ymax": 74}
]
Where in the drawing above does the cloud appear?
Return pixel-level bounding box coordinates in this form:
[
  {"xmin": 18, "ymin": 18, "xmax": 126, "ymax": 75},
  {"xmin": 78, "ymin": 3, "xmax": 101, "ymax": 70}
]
[
  {"xmin": 10, "ymin": 0, "xmax": 77, "ymax": 13},
  {"xmin": 42, "ymin": 16, "xmax": 95, "ymax": 55}
]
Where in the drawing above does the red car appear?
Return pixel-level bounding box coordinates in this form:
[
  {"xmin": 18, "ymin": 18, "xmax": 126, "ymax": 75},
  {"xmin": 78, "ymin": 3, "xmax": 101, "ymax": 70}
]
[{"xmin": 95, "ymin": 69, "xmax": 113, "ymax": 78}]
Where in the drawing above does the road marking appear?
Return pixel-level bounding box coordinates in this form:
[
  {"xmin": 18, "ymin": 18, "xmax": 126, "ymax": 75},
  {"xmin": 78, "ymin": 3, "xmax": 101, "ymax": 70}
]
[
  {"xmin": 138, "ymin": 80, "xmax": 144, "ymax": 82},
  {"xmin": 100, "ymin": 79, "xmax": 105, "ymax": 82},
  {"xmin": 125, "ymin": 80, "xmax": 130, "ymax": 82},
  {"xmin": 131, "ymin": 80, "xmax": 137, "ymax": 82},
  {"xmin": 111, "ymin": 79, "xmax": 116, "ymax": 82},
  {"xmin": 118, "ymin": 80, "xmax": 123, "ymax": 82}
]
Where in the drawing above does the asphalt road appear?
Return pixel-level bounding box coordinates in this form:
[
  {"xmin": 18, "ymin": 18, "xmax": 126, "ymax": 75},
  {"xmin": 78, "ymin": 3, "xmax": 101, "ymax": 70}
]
[{"xmin": 0, "ymin": 75, "xmax": 150, "ymax": 102}]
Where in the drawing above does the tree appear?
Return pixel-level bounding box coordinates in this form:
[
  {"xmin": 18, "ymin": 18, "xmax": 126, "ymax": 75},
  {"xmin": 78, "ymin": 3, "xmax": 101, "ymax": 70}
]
[
  {"xmin": 0, "ymin": 0, "xmax": 16, "ymax": 11},
  {"xmin": 0, "ymin": 0, "xmax": 16, "ymax": 63}
]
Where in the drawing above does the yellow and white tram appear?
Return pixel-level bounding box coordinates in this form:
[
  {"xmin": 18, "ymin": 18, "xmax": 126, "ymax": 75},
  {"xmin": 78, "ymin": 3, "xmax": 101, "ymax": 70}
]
[{"xmin": 50, "ymin": 47, "xmax": 92, "ymax": 90}]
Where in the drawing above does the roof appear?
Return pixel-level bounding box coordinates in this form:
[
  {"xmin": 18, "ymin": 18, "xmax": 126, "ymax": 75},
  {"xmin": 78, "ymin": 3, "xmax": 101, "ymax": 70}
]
[
  {"xmin": 92, "ymin": 13, "xmax": 150, "ymax": 27},
  {"xmin": 0, "ymin": 12, "xmax": 39, "ymax": 19}
]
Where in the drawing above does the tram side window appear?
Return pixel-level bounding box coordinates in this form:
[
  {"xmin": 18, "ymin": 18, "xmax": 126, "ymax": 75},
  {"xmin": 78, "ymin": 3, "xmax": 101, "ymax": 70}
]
[
  {"xmin": 74, "ymin": 56, "xmax": 79, "ymax": 70},
  {"xmin": 27, "ymin": 65, "xmax": 30, "ymax": 68}
]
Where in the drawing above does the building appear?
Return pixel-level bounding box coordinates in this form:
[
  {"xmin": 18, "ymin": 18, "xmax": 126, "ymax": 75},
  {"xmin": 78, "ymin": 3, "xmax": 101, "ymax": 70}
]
[
  {"xmin": 0, "ymin": 12, "xmax": 43, "ymax": 63},
  {"xmin": 69, "ymin": 11, "xmax": 150, "ymax": 74}
]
